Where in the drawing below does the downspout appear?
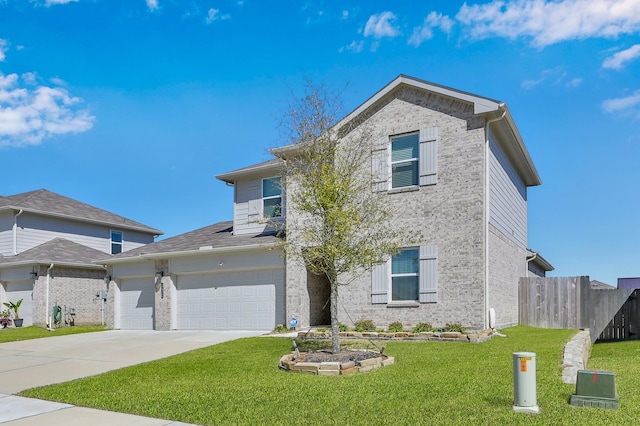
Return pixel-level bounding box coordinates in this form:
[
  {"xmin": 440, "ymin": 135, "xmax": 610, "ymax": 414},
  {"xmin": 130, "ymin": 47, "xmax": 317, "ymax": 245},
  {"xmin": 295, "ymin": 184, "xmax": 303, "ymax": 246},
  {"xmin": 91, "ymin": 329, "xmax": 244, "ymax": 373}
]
[
  {"xmin": 46, "ymin": 263, "xmax": 54, "ymax": 329},
  {"xmin": 13, "ymin": 209, "xmax": 23, "ymax": 255},
  {"xmin": 484, "ymin": 106, "xmax": 507, "ymax": 329},
  {"xmin": 525, "ymin": 252, "xmax": 538, "ymax": 277}
]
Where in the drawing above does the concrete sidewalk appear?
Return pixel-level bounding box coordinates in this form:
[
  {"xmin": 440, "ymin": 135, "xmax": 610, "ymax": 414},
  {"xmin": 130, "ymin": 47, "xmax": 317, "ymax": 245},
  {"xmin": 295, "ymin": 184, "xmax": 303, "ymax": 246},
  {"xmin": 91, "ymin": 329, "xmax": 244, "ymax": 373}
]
[{"xmin": 0, "ymin": 329, "xmax": 266, "ymax": 425}]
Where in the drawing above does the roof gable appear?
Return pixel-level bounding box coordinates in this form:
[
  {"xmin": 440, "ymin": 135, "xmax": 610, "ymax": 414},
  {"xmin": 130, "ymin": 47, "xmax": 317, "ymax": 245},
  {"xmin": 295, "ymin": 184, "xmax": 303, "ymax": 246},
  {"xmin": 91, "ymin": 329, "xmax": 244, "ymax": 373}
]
[
  {"xmin": 0, "ymin": 238, "xmax": 108, "ymax": 269},
  {"xmin": 0, "ymin": 189, "xmax": 163, "ymax": 235},
  {"xmin": 100, "ymin": 221, "xmax": 280, "ymax": 263}
]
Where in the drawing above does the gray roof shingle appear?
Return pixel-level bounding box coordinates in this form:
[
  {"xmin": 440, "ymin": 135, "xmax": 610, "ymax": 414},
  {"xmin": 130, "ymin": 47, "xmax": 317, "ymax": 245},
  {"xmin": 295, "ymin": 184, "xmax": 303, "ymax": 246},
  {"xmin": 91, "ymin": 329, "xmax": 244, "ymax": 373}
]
[
  {"xmin": 0, "ymin": 189, "xmax": 162, "ymax": 235},
  {"xmin": 0, "ymin": 238, "xmax": 109, "ymax": 269},
  {"xmin": 101, "ymin": 221, "xmax": 280, "ymax": 262}
]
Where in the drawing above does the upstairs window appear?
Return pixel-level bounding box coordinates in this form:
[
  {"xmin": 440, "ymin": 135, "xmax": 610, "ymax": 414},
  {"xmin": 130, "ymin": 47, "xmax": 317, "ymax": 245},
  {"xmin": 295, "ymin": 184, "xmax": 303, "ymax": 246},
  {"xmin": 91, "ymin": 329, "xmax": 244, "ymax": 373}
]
[
  {"xmin": 391, "ymin": 133, "xmax": 419, "ymax": 188},
  {"xmin": 262, "ymin": 177, "xmax": 282, "ymax": 218},
  {"xmin": 111, "ymin": 230, "xmax": 123, "ymax": 254},
  {"xmin": 391, "ymin": 248, "xmax": 419, "ymax": 301}
]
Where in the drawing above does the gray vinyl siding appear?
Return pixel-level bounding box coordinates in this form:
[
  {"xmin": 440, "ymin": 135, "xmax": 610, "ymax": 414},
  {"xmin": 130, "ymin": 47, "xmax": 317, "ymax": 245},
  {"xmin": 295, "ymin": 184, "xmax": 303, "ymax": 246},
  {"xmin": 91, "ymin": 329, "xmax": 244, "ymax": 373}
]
[
  {"xmin": 15, "ymin": 212, "xmax": 154, "ymax": 254},
  {"xmin": 0, "ymin": 211, "xmax": 13, "ymax": 255},
  {"xmin": 233, "ymin": 175, "xmax": 285, "ymax": 236},
  {"xmin": 488, "ymin": 129, "xmax": 528, "ymax": 249},
  {"xmin": 233, "ymin": 178, "xmax": 266, "ymax": 235}
]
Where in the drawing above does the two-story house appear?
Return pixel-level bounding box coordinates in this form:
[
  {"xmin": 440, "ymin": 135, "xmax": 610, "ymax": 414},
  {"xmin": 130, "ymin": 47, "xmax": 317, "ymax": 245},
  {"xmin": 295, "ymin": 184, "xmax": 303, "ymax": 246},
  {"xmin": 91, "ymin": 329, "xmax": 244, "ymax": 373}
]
[
  {"xmin": 0, "ymin": 189, "xmax": 161, "ymax": 326},
  {"xmin": 100, "ymin": 75, "xmax": 551, "ymax": 331}
]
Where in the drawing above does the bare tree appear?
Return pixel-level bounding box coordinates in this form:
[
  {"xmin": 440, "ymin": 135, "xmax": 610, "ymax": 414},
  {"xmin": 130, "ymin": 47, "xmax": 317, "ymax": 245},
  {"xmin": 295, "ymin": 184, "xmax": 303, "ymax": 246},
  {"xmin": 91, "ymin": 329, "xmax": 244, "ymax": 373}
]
[{"xmin": 272, "ymin": 81, "xmax": 417, "ymax": 353}]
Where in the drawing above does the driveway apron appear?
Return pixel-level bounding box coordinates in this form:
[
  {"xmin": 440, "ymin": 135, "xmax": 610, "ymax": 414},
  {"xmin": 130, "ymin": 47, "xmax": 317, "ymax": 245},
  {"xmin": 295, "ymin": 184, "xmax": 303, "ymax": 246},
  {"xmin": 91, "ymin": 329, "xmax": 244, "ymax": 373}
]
[{"xmin": 0, "ymin": 329, "xmax": 265, "ymax": 425}]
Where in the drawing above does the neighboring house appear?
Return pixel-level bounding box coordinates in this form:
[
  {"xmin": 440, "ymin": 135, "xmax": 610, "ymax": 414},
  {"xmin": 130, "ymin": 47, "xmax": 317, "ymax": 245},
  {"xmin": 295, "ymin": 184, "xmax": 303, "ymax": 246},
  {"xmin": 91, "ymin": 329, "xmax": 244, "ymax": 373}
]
[
  {"xmin": 0, "ymin": 189, "xmax": 161, "ymax": 326},
  {"xmin": 101, "ymin": 75, "xmax": 551, "ymax": 331}
]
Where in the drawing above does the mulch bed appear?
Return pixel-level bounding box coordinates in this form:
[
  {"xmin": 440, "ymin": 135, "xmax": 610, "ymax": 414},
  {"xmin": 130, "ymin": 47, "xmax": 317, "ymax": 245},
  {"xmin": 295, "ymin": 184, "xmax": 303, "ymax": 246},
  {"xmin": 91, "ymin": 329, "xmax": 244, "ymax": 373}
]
[{"xmin": 296, "ymin": 350, "xmax": 382, "ymax": 364}]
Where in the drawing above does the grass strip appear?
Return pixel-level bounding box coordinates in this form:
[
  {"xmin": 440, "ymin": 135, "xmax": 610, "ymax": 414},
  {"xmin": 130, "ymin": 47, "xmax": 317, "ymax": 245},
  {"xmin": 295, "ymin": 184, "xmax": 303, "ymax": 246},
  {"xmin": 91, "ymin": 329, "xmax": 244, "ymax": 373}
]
[{"xmin": 0, "ymin": 325, "xmax": 107, "ymax": 343}]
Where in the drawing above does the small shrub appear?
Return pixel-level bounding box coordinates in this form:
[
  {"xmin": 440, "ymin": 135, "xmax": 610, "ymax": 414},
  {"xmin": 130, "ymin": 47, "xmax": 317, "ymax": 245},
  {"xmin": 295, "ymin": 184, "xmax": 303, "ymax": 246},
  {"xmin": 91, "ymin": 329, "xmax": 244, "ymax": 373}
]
[
  {"xmin": 316, "ymin": 327, "xmax": 329, "ymax": 333},
  {"xmin": 387, "ymin": 321, "xmax": 404, "ymax": 332},
  {"xmin": 272, "ymin": 324, "xmax": 290, "ymax": 333},
  {"xmin": 411, "ymin": 322, "xmax": 433, "ymax": 333},
  {"xmin": 444, "ymin": 322, "xmax": 466, "ymax": 333},
  {"xmin": 354, "ymin": 319, "xmax": 376, "ymax": 332},
  {"xmin": 338, "ymin": 323, "xmax": 350, "ymax": 332}
]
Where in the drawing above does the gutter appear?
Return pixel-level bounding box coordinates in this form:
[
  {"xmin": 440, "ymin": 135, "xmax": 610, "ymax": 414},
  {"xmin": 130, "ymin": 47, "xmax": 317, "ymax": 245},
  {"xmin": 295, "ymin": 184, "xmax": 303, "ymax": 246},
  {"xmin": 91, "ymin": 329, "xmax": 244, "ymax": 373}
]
[
  {"xmin": 94, "ymin": 241, "xmax": 281, "ymax": 265},
  {"xmin": 484, "ymin": 105, "xmax": 507, "ymax": 329}
]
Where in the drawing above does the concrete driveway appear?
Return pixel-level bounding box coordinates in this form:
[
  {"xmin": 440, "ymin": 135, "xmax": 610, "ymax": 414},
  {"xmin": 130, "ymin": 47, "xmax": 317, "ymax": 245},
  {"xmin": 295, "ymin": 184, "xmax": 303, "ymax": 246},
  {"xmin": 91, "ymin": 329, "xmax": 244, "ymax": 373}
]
[
  {"xmin": 0, "ymin": 329, "xmax": 266, "ymax": 394},
  {"xmin": 0, "ymin": 329, "xmax": 266, "ymax": 425}
]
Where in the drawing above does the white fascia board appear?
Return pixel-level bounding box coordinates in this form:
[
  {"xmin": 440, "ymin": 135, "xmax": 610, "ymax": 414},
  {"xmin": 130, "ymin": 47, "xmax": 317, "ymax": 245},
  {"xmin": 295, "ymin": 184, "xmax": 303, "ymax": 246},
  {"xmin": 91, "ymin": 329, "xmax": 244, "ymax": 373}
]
[
  {"xmin": 335, "ymin": 75, "xmax": 502, "ymax": 129},
  {"xmin": 215, "ymin": 161, "xmax": 282, "ymax": 183},
  {"xmin": 501, "ymin": 109, "xmax": 542, "ymax": 186},
  {"xmin": 0, "ymin": 260, "xmax": 105, "ymax": 270},
  {"xmin": 95, "ymin": 241, "xmax": 281, "ymax": 265}
]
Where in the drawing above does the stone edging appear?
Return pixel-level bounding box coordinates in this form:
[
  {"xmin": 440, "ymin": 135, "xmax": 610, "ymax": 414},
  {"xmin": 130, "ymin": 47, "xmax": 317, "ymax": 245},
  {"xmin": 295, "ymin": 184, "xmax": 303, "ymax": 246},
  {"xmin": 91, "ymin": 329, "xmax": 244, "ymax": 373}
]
[
  {"xmin": 562, "ymin": 329, "xmax": 591, "ymax": 384},
  {"xmin": 296, "ymin": 329, "xmax": 495, "ymax": 343},
  {"xmin": 279, "ymin": 352, "xmax": 394, "ymax": 376}
]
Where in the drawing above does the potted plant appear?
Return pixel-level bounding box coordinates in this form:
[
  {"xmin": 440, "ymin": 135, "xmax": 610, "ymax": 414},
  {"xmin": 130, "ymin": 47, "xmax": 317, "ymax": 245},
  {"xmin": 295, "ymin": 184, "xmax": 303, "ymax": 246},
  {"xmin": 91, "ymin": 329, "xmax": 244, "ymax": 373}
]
[
  {"xmin": 3, "ymin": 299, "xmax": 23, "ymax": 327},
  {"xmin": 0, "ymin": 309, "xmax": 12, "ymax": 328}
]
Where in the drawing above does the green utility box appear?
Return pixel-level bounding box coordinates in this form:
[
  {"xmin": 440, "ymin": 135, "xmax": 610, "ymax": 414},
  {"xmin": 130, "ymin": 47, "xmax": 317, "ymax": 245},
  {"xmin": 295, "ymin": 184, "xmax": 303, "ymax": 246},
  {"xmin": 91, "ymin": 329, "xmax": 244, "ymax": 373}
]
[{"xmin": 570, "ymin": 370, "xmax": 619, "ymax": 409}]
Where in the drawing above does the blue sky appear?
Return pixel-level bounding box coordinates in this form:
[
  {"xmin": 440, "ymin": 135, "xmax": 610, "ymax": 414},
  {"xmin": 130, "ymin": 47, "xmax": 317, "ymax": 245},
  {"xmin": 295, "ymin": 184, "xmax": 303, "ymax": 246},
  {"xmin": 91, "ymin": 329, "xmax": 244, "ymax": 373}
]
[{"xmin": 1, "ymin": 0, "xmax": 639, "ymax": 285}]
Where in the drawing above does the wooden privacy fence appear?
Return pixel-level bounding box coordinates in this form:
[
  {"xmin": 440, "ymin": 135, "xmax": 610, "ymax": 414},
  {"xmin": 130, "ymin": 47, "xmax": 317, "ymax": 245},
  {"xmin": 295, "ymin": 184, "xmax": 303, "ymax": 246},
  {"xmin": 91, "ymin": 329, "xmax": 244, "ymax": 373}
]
[
  {"xmin": 519, "ymin": 276, "xmax": 635, "ymax": 343},
  {"xmin": 597, "ymin": 290, "xmax": 640, "ymax": 342}
]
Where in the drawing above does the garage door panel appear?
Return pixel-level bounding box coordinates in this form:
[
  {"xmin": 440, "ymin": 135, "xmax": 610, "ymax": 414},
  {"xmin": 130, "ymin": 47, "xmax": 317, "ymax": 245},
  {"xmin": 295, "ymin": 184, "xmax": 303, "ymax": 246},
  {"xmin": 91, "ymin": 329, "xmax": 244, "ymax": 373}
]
[
  {"xmin": 5, "ymin": 281, "xmax": 34, "ymax": 327},
  {"xmin": 177, "ymin": 270, "xmax": 279, "ymax": 330},
  {"xmin": 120, "ymin": 278, "xmax": 154, "ymax": 330}
]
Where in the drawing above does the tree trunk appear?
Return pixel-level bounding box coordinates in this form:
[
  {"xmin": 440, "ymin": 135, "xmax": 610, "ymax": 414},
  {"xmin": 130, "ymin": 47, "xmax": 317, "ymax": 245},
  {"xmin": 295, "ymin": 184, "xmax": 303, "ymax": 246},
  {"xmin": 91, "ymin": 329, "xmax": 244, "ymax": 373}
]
[{"xmin": 330, "ymin": 280, "xmax": 340, "ymax": 354}]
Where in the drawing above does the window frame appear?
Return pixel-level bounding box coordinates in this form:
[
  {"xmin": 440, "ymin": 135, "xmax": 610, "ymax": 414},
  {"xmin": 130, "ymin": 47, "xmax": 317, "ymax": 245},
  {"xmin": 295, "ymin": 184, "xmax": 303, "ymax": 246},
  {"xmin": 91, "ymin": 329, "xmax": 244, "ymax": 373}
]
[
  {"xmin": 262, "ymin": 176, "xmax": 283, "ymax": 218},
  {"xmin": 390, "ymin": 132, "xmax": 420, "ymax": 189},
  {"xmin": 110, "ymin": 230, "xmax": 123, "ymax": 254},
  {"xmin": 390, "ymin": 247, "xmax": 420, "ymax": 302}
]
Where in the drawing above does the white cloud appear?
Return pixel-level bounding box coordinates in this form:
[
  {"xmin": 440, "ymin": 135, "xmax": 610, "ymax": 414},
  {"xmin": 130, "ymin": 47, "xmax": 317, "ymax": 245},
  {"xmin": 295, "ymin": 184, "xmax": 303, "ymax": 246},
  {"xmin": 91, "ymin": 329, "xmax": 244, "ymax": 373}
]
[
  {"xmin": 520, "ymin": 67, "xmax": 582, "ymax": 89},
  {"xmin": 339, "ymin": 40, "xmax": 364, "ymax": 53},
  {"xmin": 0, "ymin": 40, "xmax": 7, "ymax": 62},
  {"xmin": 602, "ymin": 90, "xmax": 640, "ymax": 117},
  {"xmin": 408, "ymin": 12, "xmax": 455, "ymax": 47},
  {"xmin": 206, "ymin": 8, "xmax": 231, "ymax": 24},
  {"xmin": 0, "ymin": 72, "xmax": 94, "ymax": 147},
  {"xmin": 566, "ymin": 77, "xmax": 583, "ymax": 88},
  {"xmin": 364, "ymin": 11, "xmax": 400, "ymax": 39},
  {"xmin": 146, "ymin": 0, "xmax": 158, "ymax": 11},
  {"xmin": 456, "ymin": 0, "xmax": 640, "ymax": 48},
  {"xmin": 602, "ymin": 44, "xmax": 640, "ymax": 69},
  {"xmin": 45, "ymin": 0, "xmax": 79, "ymax": 5},
  {"xmin": 341, "ymin": 10, "xmax": 349, "ymax": 20}
]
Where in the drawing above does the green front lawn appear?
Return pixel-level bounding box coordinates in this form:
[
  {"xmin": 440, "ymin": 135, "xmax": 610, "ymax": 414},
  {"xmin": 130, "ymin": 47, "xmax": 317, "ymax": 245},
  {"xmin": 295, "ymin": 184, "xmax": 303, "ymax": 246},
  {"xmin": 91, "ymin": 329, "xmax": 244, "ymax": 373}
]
[
  {"xmin": 20, "ymin": 326, "xmax": 640, "ymax": 425},
  {"xmin": 0, "ymin": 325, "xmax": 107, "ymax": 343}
]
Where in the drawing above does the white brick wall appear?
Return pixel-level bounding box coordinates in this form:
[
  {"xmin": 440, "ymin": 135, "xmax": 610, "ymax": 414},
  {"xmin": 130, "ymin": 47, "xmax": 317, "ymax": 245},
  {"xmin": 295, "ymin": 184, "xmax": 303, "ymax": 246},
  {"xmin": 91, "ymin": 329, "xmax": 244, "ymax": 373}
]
[{"xmin": 286, "ymin": 87, "xmax": 490, "ymax": 330}]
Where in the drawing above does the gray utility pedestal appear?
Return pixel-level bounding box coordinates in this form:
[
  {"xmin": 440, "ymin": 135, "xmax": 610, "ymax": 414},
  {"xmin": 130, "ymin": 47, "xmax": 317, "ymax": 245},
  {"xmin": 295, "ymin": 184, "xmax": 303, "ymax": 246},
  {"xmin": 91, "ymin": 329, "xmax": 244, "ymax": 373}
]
[{"xmin": 570, "ymin": 370, "xmax": 619, "ymax": 409}]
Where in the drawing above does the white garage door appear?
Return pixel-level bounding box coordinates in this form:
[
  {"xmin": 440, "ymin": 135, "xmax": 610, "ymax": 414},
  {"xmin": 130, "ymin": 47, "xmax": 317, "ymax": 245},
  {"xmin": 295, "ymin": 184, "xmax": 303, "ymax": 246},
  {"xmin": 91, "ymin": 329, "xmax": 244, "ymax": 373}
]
[
  {"xmin": 120, "ymin": 278, "xmax": 154, "ymax": 330},
  {"xmin": 177, "ymin": 271, "xmax": 278, "ymax": 330},
  {"xmin": 5, "ymin": 281, "xmax": 34, "ymax": 326}
]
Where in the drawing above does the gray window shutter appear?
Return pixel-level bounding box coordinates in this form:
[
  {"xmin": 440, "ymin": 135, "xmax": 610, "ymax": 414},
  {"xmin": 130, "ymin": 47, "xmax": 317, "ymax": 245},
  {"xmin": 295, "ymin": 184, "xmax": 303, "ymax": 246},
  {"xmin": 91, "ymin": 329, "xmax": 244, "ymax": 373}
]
[
  {"xmin": 419, "ymin": 127, "xmax": 438, "ymax": 186},
  {"xmin": 419, "ymin": 245, "xmax": 438, "ymax": 303},
  {"xmin": 371, "ymin": 261, "xmax": 389, "ymax": 304},
  {"xmin": 248, "ymin": 179, "xmax": 261, "ymax": 222},
  {"xmin": 371, "ymin": 137, "xmax": 388, "ymax": 192}
]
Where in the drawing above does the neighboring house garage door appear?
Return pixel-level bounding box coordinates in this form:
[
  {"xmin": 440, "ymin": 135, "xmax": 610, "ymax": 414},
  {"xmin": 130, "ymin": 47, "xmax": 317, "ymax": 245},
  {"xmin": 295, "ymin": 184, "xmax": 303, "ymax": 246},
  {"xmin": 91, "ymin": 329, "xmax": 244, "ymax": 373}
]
[
  {"xmin": 4, "ymin": 280, "xmax": 34, "ymax": 327},
  {"xmin": 120, "ymin": 278, "xmax": 154, "ymax": 330},
  {"xmin": 176, "ymin": 270, "xmax": 283, "ymax": 330}
]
